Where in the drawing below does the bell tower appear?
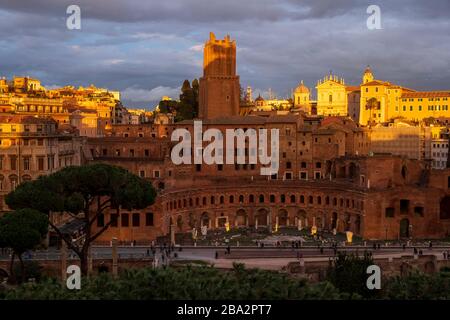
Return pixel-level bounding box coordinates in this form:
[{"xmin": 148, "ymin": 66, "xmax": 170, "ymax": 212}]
[
  {"xmin": 363, "ymin": 65, "xmax": 374, "ymax": 84},
  {"xmin": 199, "ymin": 32, "xmax": 240, "ymax": 119}
]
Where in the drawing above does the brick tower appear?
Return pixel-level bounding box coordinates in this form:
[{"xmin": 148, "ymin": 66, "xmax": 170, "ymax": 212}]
[{"xmin": 199, "ymin": 32, "xmax": 240, "ymax": 119}]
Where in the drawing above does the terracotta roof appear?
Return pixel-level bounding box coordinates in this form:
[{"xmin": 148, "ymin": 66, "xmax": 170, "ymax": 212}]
[
  {"xmin": 401, "ymin": 91, "xmax": 450, "ymax": 98},
  {"xmin": 0, "ymin": 115, "xmax": 56, "ymax": 124},
  {"xmin": 177, "ymin": 114, "xmax": 299, "ymax": 125},
  {"xmin": 362, "ymin": 80, "xmax": 391, "ymax": 86},
  {"xmin": 346, "ymin": 86, "xmax": 360, "ymax": 92}
]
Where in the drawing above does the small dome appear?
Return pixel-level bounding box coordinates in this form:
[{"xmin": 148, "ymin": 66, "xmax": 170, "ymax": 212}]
[
  {"xmin": 255, "ymin": 94, "xmax": 265, "ymax": 102},
  {"xmin": 364, "ymin": 65, "xmax": 372, "ymax": 74},
  {"xmin": 295, "ymin": 81, "xmax": 309, "ymax": 93}
]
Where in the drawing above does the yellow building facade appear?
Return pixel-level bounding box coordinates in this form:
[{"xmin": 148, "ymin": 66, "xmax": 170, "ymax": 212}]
[
  {"xmin": 316, "ymin": 74, "xmax": 348, "ymax": 116},
  {"xmin": 359, "ymin": 67, "xmax": 450, "ymax": 125}
]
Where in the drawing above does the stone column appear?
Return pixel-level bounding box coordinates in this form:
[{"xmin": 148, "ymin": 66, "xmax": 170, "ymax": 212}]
[
  {"xmin": 61, "ymin": 240, "xmax": 67, "ymax": 282},
  {"xmin": 112, "ymin": 237, "xmax": 118, "ymax": 277}
]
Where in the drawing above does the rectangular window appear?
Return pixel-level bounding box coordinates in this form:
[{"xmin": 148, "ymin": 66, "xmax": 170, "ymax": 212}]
[
  {"xmin": 132, "ymin": 213, "xmax": 140, "ymax": 227},
  {"xmin": 385, "ymin": 207, "xmax": 395, "ymax": 218},
  {"xmin": 23, "ymin": 157, "xmax": 30, "ymax": 171},
  {"xmin": 139, "ymin": 170, "xmax": 145, "ymax": 178},
  {"xmin": 111, "ymin": 214, "xmax": 118, "ymax": 227},
  {"xmin": 10, "ymin": 156, "xmax": 17, "ymax": 170},
  {"xmin": 400, "ymin": 199, "xmax": 410, "ymax": 214},
  {"xmin": 97, "ymin": 214, "xmax": 105, "ymax": 227},
  {"xmin": 38, "ymin": 157, "xmax": 44, "ymax": 170},
  {"xmin": 154, "ymin": 170, "xmax": 160, "ymax": 178},
  {"xmin": 121, "ymin": 213, "xmax": 129, "ymax": 227},
  {"xmin": 300, "ymin": 171, "xmax": 308, "ymax": 180},
  {"xmin": 414, "ymin": 206, "xmax": 424, "ymax": 217},
  {"xmin": 146, "ymin": 213, "xmax": 154, "ymax": 226},
  {"xmin": 145, "ymin": 149, "xmax": 150, "ymax": 157}
]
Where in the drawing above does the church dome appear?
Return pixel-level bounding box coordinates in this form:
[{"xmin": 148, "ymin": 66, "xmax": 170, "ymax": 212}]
[
  {"xmin": 255, "ymin": 94, "xmax": 265, "ymax": 102},
  {"xmin": 295, "ymin": 81, "xmax": 309, "ymax": 93}
]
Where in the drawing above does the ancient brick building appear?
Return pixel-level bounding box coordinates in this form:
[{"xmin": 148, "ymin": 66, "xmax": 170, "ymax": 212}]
[
  {"xmin": 199, "ymin": 32, "xmax": 240, "ymax": 119},
  {"xmin": 85, "ymin": 33, "xmax": 450, "ymax": 243}
]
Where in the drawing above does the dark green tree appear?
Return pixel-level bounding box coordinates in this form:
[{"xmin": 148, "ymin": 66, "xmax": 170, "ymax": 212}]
[
  {"xmin": 5, "ymin": 163, "xmax": 157, "ymax": 276},
  {"xmin": 158, "ymin": 99, "xmax": 178, "ymax": 114},
  {"xmin": 176, "ymin": 79, "xmax": 198, "ymax": 121},
  {"xmin": 326, "ymin": 251, "xmax": 377, "ymax": 298},
  {"xmin": 0, "ymin": 209, "xmax": 48, "ymax": 283}
]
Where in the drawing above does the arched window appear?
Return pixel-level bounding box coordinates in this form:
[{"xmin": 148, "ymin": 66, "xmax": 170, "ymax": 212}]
[
  {"xmin": 202, "ymin": 197, "xmax": 206, "ymax": 205},
  {"xmin": 290, "ymin": 195, "xmax": 296, "ymax": 203},
  {"xmin": 220, "ymin": 196, "xmax": 224, "ymax": 204},
  {"xmin": 300, "ymin": 195, "xmax": 305, "ymax": 204},
  {"xmin": 270, "ymin": 195, "xmax": 276, "ymax": 203},
  {"xmin": 211, "ymin": 196, "xmax": 215, "ymax": 205},
  {"xmin": 281, "ymin": 194, "xmax": 286, "ymax": 203},
  {"xmin": 259, "ymin": 194, "xmax": 265, "ymax": 203},
  {"xmin": 239, "ymin": 195, "xmax": 244, "ymax": 203},
  {"xmin": 229, "ymin": 195, "xmax": 234, "ymax": 203},
  {"xmin": 249, "ymin": 194, "xmax": 255, "ymax": 203}
]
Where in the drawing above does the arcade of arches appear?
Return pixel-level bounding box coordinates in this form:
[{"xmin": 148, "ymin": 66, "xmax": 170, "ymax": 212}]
[{"xmin": 161, "ymin": 184, "xmax": 365, "ymax": 236}]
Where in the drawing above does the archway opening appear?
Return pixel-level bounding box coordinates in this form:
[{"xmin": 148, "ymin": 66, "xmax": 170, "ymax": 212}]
[
  {"xmin": 400, "ymin": 218, "xmax": 410, "ymax": 238},
  {"xmin": 236, "ymin": 209, "xmax": 247, "ymax": 227},
  {"xmin": 331, "ymin": 212, "xmax": 338, "ymax": 229},
  {"xmin": 278, "ymin": 209, "xmax": 288, "ymax": 227},
  {"xmin": 255, "ymin": 209, "xmax": 268, "ymax": 226}
]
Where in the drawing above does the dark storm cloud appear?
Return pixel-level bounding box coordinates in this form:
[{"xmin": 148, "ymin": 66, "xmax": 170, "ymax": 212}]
[{"xmin": 0, "ymin": 0, "xmax": 449, "ymax": 108}]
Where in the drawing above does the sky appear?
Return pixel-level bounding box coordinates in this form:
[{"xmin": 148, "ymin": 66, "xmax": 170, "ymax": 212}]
[{"xmin": 0, "ymin": 0, "xmax": 449, "ymax": 109}]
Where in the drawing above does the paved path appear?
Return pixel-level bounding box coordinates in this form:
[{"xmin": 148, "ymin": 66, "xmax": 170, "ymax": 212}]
[{"xmin": 1, "ymin": 246, "xmax": 449, "ymax": 271}]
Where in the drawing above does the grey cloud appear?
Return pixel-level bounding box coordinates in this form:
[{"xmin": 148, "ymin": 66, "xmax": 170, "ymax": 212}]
[{"xmin": 0, "ymin": 1, "xmax": 449, "ymax": 108}]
